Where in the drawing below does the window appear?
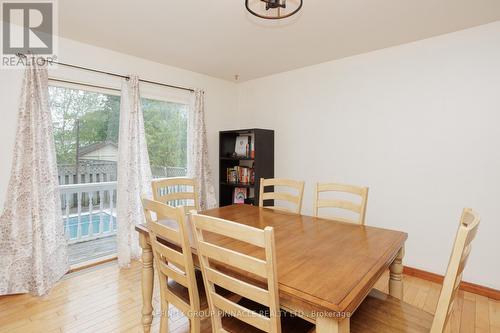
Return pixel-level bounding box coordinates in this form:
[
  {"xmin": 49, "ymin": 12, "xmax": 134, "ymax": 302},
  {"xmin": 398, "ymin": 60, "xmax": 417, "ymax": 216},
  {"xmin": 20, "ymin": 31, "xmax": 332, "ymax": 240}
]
[{"xmin": 49, "ymin": 85, "xmax": 189, "ymax": 183}]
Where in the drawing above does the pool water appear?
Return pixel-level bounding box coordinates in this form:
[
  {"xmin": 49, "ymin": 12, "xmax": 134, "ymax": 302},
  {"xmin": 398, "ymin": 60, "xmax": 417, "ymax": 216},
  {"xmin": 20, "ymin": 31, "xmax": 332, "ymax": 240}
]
[{"xmin": 64, "ymin": 213, "xmax": 116, "ymax": 239}]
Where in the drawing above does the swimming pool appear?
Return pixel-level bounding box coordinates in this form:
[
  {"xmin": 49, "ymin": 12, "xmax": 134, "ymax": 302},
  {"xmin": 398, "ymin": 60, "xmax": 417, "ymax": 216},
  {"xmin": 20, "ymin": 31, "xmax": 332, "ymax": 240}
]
[{"xmin": 64, "ymin": 213, "xmax": 116, "ymax": 239}]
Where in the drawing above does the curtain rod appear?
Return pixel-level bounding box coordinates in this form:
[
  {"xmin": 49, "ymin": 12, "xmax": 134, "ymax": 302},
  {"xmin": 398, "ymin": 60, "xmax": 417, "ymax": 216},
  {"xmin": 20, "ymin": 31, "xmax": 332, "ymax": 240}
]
[
  {"xmin": 16, "ymin": 53, "xmax": 195, "ymax": 93},
  {"xmin": 49, "ymin": 77, "xmax": 121, "ymax": 93}
]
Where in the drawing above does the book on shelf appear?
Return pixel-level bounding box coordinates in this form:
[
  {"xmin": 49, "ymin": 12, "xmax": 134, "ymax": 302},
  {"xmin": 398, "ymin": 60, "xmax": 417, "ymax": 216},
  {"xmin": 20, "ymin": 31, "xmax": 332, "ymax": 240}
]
[
  {"xmin": 233, "ymin": 134, "xmax": 254, "ymax": 158},
  {"xmin": 227, "ymin": 168, "xmax": 238, "ymax": 183},
  {"xmin": 233, "ymin": 187, "xmax": 247, "ymax": 204},
  {"xmin": 234, "ymin": 135, "xmax": 249, "ymax": 156}
]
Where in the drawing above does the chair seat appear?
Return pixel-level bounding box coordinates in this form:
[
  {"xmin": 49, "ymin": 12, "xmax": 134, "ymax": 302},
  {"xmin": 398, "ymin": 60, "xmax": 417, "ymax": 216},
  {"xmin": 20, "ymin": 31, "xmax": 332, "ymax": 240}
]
[
  {"xmin": 221, "ymin": 315, "xmax": 315, "ymax": 333},
  {"xmin": 167, "ymin": 269, "xmax": 209, "ymax": 310},
  {"xmin": 350, "ymin": 289, "xmax": 434, "ymax": 333},
  {"xmin": 218, "ymin": 297, "xmax": 315, "ymax": 333},
  {"xmin": 193, "ymin": 312, "xmax": 315, "ymax": 333},
  {"xmin": 176, "ymin": 297, "xmax": 314, "ymax": 333},
  {"xmin": 167, "ymin": 269, "xmax": 234, "ymax": 313}
]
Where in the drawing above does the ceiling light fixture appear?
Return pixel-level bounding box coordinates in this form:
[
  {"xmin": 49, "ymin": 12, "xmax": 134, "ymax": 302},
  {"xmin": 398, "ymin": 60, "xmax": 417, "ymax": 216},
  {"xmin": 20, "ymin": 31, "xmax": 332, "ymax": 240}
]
[{"xmin": 245, "ymin": 0, "xmax": 303, "ymax": 20}]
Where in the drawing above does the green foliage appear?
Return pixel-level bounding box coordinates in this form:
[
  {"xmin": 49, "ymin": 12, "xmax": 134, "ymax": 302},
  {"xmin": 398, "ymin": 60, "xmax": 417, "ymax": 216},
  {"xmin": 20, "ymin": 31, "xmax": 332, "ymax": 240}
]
[
  {"xmin": 49, "ymin": 86, "xmax": 187, "ymax": 169},
  {"xmin": 142, "ymin": 98, "xmax": 187, "ymax": 168},
  {"xmin": 49, "ymin": 86, "xmax": 118, "ymax": 164},
  {"xmin": 79, "ymin": 95, "xmax": 120, "ymax": 146}
]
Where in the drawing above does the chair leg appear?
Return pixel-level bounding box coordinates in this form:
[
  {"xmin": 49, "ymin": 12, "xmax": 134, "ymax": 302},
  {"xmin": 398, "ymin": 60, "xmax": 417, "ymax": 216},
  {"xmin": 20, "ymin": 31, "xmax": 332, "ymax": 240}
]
[
  {"xmin": 159, "ymin": 301, "xmax": 169, "ymax": 333},
  {"xmin": 190, "ymin": 317, "xmax": 201, "ymax": 333}
]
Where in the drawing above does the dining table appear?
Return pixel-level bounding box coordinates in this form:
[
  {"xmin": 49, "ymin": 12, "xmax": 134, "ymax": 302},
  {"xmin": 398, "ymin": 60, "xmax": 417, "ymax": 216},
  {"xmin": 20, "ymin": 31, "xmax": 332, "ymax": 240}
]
[{"xmin": 135, "ymin": 204, "xmax": 407, "ymax": 333}]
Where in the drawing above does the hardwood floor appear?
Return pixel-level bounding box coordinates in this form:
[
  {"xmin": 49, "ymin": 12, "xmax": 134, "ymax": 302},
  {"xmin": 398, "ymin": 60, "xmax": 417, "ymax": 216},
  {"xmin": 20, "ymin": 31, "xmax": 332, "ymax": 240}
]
[{"xmin": 0, "ymin": 260, "xmax": 498, "ymax": 333}]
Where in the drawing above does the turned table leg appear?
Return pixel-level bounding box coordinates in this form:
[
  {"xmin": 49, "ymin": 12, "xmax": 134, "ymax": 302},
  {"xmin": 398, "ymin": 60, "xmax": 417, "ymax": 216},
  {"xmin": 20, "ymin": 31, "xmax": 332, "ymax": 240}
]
[
  {"xmin": 316, "ymin": 316, "xmax": 350, "ymax": 333},
  {"xmin": 389, "ymin": 245, "xmax": 405, "ymax": 300},
  {"xmin": 139, "ymin": 233, "xmax": 154, "ymax": 333}
]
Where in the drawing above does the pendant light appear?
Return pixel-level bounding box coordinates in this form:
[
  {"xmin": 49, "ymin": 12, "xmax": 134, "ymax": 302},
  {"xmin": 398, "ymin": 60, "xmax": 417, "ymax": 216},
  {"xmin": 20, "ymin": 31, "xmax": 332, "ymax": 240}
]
[{"xmin": 245, "ymin": 0, "xmax": 303, "ymax": 20}]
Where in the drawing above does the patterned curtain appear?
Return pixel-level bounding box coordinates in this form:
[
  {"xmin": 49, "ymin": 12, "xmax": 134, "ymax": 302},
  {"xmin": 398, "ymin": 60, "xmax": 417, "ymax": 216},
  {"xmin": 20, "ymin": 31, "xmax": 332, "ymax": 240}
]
[
  {"xmin": 0, "ymin": 61, "xmax": 68, "ymax": 296},
  {"xmin": 188, "ymin": 90, "xmax": 217, "ymax": 210},
  {"xmin": 116, "ymin": 75, "xmax": 152, "ymax": 268}
]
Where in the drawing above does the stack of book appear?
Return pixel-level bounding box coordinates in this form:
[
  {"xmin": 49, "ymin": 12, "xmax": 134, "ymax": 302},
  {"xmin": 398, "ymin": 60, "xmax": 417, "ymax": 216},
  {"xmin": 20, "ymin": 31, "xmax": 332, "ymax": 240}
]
[{"xmin": 227, "ymin": 166, "xmax": 255, "ymax": 184}]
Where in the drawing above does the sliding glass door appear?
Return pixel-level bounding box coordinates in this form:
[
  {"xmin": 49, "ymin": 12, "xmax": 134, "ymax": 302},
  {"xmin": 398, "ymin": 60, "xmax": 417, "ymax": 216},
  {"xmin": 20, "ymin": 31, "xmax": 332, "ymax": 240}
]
[{"xmin": 48, "ymin": 84, "xmax": 189, "ymax": 265}]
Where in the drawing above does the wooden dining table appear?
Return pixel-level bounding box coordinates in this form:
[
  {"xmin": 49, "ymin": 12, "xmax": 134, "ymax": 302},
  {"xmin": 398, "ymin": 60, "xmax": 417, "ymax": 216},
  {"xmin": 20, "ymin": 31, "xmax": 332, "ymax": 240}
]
[{"xmin": 135, "ymin": 204, "xmax": 407, "ymax": 333}]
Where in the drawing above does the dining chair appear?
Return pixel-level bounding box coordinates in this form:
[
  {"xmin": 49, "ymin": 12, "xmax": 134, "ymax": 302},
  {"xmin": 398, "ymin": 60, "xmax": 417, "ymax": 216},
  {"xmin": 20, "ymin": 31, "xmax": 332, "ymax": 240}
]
[
  {"xmin": 190, "ymin": 212, "xmax": 315, "ymax": 333},
  {"xmin": 350, "ymin": 208, "xmax": 480, "ymax": 333},
  {"xmin": 142, "ymin": 198, "xmax": 208, "ymax": 333},
  {"xmin": 152, "ymin": 177, "xmax": 200, "ymax": 211},
  {"xmin": 313, "ymin": 182, "xmax": 369, "ymax": 225},
  {"xmin": 259, "ymin": 178, "xmax": 305, "ymax": 214}
]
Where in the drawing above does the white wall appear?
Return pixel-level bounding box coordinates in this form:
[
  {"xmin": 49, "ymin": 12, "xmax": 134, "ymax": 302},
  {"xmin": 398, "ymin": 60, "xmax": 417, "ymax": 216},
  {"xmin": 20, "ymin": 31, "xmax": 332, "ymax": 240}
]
[
  {"xmin": 236, "ymin": 22, "xmax": 500, "ymax": 289},
  {"xmin": 0, "ymin": 37, "xmax": 238, "ymax": 211}
]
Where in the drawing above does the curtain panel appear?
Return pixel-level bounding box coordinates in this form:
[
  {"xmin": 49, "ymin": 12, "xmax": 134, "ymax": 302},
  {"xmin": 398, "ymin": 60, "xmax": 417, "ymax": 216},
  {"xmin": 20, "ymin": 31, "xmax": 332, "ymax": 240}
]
[
  {"xmin": 116, "ymin": 75, "xmax": 152, "ymax": 268},
  {"xmin": 188, "ymin": 90, "xmax": 217, "ymax": 210},
  {"xmin": 0, "ymin": 62, "xmax": 68, "ymax": 296}
]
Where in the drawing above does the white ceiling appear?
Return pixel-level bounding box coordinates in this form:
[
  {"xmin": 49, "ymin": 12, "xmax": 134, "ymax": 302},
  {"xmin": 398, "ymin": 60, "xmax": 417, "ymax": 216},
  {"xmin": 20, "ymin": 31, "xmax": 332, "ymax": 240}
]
[{"xmin": 59, "ymin": 0, "xmax": 500, "ymax": 82}]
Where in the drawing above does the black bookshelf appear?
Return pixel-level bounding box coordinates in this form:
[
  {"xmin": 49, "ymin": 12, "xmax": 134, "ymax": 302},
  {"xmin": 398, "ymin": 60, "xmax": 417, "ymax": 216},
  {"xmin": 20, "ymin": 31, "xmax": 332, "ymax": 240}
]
[{"xmin": 219, "ymin": 129, "xmax": 274, "ymax": 207}]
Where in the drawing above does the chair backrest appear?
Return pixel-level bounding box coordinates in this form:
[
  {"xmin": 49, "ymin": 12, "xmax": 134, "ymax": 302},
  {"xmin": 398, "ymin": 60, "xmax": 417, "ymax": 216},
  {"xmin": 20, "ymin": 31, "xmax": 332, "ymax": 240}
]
[
  {"xmin": 142, "ymin": 198, "xmax": 201, "ymax": 316},
  {"xmin": 191, "ymin": 213, "xmax": 282, "ymax": 333},
  {"xmin": 430, "ymin": 208, "xmax": 480, "ymax": 333},
  {"xmin": 313, "ymin": 182, "xmax": 369, "ymax": 225},
  {"xmin": 152, "ymin": 177, "xmax": 200, "ymax": 211},
  {"xmin": 259, "ymin": 178, "xmax": 305, "ymax": 214}
]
